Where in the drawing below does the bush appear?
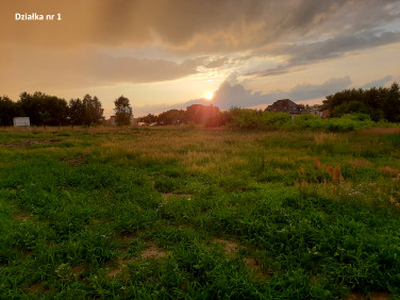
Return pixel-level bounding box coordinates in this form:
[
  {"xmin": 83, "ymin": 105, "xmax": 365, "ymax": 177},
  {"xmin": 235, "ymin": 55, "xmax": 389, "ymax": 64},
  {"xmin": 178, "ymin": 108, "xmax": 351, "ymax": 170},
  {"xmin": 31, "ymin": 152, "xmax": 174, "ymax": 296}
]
[
  {"xmin": 227, "ymin": 109, "xmax": 291, "ymax": 130},
  {"xmin": 324, "ymin": 114, "xmax": 374, "ymax": 132},
  {"xmin": 284, "ymin": 114, "xmax": 325, "ymax": 131},
  {"xmin": 225, "ymin": 108, "xmax": 394, "ymax": 132}
]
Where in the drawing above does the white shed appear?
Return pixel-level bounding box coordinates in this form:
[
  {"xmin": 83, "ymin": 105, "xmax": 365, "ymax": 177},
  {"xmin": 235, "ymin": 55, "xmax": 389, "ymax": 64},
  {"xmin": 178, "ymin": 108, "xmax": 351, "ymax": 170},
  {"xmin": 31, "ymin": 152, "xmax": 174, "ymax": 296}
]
[{"xmin": 13, "ymin": 117, "xmax": 31, "ymax": 127}]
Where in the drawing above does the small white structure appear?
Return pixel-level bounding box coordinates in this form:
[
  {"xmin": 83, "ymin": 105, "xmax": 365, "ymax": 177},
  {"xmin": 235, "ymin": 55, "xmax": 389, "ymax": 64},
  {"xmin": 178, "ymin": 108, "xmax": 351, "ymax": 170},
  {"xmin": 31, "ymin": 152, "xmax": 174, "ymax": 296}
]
[
  {"xmin": 108, "ymin": 116, "xmax": 117, "ymax": 126},
  {"xmin": 13, "ymin": 117, "xmax": 30, "ymax": 127}
]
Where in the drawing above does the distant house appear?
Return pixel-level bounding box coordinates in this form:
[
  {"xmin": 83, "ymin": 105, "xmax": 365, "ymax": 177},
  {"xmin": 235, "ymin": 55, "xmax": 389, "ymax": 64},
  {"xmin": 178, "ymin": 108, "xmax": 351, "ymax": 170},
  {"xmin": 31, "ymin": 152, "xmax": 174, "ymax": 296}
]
[
  {"xmin": 107, "ymin": 116, "xmax": 116, "ymax": 126},
  {"xmin": 13, "ymin": 117, "xmax": 30, "ymax": 127},
  {"xmin": 266, "ymin": 99, "xmax": 303, "ymax": 118},
  {"xmin": 302, "ymin": 104, "xmax": 323, "ymax": 117},
  {"xmin": 321, "ymin": 110, "xmax": 330, "ymax": 118}
]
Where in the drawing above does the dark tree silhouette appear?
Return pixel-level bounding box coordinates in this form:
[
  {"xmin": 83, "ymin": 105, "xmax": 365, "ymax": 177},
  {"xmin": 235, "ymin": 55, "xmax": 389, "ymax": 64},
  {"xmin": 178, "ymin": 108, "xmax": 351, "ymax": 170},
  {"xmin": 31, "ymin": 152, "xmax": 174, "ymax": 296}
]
[
  {"xmin": 82, "ymin": 94, "xmax": 104, "ymax": 126},
  {"xmin": 0, "ymin": 96, "xmax": 17, "ymax": 126},
  {"xmin": 158, "ymin": 109, "xmax": 185, "ymax": 125},
  {"xmin": 139, "ymin": 114, "xmax": 158, "ymax": 124},
  {"xmin": 17, "ymin": 92, "xmax": 68, "ymax": 126},
  {"xmin": 322, "ymin": 82, "xmax": 400, "ymax": 122},
  {"xmin": 114, "ymin": 96, "xmax": 133, "ymax": 126},
  {"xmin": 68, "ymin": 98, "xmax": 85, "ymax": 126},
  {"xmin": 185, "ymin": 104, "xmax": 220, "ymax": 124}
]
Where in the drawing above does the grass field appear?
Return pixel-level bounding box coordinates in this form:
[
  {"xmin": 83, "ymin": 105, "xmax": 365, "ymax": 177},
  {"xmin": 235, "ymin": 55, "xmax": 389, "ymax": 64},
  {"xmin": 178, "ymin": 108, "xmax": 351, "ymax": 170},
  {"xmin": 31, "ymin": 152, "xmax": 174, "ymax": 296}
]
[{"xmin": 1, "ymin": 126, "xmax": 400, "ymax": 299}]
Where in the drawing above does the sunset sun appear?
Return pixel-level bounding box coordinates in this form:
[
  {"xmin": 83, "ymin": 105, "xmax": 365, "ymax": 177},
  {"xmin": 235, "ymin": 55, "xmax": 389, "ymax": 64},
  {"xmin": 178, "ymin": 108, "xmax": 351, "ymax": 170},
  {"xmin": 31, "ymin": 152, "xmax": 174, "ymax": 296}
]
[{"xmin": 205, "ymin": 92, "xmax": 213, "ymax": 100}]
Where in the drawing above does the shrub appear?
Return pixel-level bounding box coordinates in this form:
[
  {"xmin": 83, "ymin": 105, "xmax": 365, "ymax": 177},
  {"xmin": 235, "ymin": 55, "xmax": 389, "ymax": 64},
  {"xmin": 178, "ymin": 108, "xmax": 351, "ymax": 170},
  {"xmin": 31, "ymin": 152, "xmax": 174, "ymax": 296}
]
[
  {"xmin": 325, "ymin": 114, "xmax": 374, "ymax": 132},
  {"xmin": 225, "ymin": 109, "xmax": 393, "ymax": 132},
  {"xmin": 284, "ymin": 114, "xmax": 325, "ymax": 131},
  {"xmin": 227, "ymin": 109, "xmax": 291, "ymax": 130}
]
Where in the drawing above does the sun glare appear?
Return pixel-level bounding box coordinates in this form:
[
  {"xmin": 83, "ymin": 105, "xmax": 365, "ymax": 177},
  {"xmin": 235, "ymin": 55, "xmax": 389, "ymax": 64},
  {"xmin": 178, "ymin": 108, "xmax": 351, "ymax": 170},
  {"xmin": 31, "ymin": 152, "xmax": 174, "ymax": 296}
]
[{"xmin": 205, "ymin": 92, "xmax": 213, "ymax": 100}]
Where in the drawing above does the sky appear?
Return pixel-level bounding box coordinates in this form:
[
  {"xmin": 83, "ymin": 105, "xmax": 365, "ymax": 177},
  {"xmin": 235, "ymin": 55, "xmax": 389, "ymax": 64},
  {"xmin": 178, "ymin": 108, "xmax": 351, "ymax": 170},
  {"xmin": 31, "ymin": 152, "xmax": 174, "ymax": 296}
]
[{"xmin": 1, "ymin": 0, "xmax": 399, "ymax": 118}]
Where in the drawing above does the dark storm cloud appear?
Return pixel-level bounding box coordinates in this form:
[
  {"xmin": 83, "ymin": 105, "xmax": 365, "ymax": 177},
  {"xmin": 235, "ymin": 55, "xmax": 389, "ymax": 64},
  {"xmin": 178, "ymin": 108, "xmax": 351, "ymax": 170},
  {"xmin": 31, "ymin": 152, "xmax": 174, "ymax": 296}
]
[
  {"xmin": 0, "ymin": 45, "xmax": 202, "ymax": 91},
  {"xmin": 88, "ymin": 53, "xmax": 202, "ymax": 84},
  {"xmin": 248, "ymin": 30, "xmax": 400, "ymax": 77},
  {"xmin": 0, "ymin": 0, "xmax": 399, "ymax": 97},
  {"xmin": 2, "ymin": 0, "xmax": 399, "ymax": 52}
]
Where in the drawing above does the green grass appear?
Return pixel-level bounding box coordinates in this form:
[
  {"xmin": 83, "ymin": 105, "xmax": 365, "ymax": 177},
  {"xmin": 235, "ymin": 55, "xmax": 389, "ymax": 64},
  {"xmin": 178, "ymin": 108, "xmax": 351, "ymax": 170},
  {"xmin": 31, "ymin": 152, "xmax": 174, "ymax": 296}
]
[{"xmin": 1, "ymin": 126, "xmax": 400, "ymax": 298}]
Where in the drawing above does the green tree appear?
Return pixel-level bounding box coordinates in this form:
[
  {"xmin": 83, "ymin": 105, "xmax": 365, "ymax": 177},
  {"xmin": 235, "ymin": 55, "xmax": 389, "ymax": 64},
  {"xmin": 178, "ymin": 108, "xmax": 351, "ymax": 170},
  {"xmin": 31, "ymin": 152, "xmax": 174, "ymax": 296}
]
[
  {"xmin": 18, "ymin": 92, "xmax": 44, "ymax": 125},
  {"xmin": 68, "ymin": 98, "xmax": 85, "ymax": 126},
  {"xmin": 185, "ymin": 104, "xmax": 219, "ymax": 124},
  {"xmin": 381, "ymin": 83, "xmax": 400, "ymax": 122},
  {"xmin": 43, "ymin": 96, "xmax": 69, "ymax": 126},
  {"xmin": 114, "ymin": 96, "xmax": 133, "ymax": 126},
  {"xmin": 17, "ymin": 92, "xmax": 68, "ymax": 126},
  {"xmin": 68, "ymin": 99, "xmax": 85, "ymax": 126},
  {"xmin": 139, "ymin": 114, "xmax": 158, "ymax": 124},
  {"xmin": 82, "ymin": 94, "xmax": 104, "ymax": 126},
  {"xmin": 158, "ymin": 109, "xmax": 185, "ymax": 125},
  {"xmin": 41, "ymin": 111, "xmax": 51, "ymax": 129},
  {"xmin": 322, "ymin": 83, "xmax": 400, "ymax": 122},
  {"xmin": 330, "ymin": 100, "xmax": 372, "ymax": 118},
  {"xmin": 0, "ymin": 96, "xmax": 17, "ymax": 126}
]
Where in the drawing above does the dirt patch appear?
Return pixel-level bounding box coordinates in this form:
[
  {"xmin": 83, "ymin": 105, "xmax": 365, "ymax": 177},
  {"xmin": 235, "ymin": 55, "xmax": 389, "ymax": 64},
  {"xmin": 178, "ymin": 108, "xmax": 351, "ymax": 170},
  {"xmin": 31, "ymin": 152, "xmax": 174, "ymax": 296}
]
[
  {"xmin": 71, "ymin": 265, "xmax": 85, "ymax": 275},
  {"xmin": 107, "ymin": 258, "xmax": 135, "ymax": 278},
  {"xmin": 369, "ymin": 292, "xmax": 391, "ymax": 300},
  {"xmin": 0, "ymin": 139, "xmax": 61, "ymax": 147},
  {"xmin": 360, "ymin": 127, "xmax": 400, "ymax": 135},
  {"xmin": 212, "ymin": 239, "xmax": 268, "ymax": 280},
  {"xmin": 161, "ymin": 193, "xmax": 193, "ymax": 200},
  {"xmin": 107, "ymin": 268, "xmax": 122, "ymax": 277},
  {"xmin": 213, "ymin": 238, "xmax": 240, "ymax": 254},
  {"xmin": 117, "ymin": 231, "xmax": 145, "ymax": 245},
  {"xmin": 14, "ymin": 212, "xmax": 32, "ymax": 221},
  {"xmin": 243, "ymin": 257, "xmax": 258, "ymax": 269},
  {"xmin": 379, "ymin": 166, "xmax": 400, "ymax": 176},
  {"xmin": 107, "ymin": 252, "xmax": 163, "ymax": 278},
  {"xmin": 27, "ymin": 282, "xmax": 45, "ymax": 294},
  {"xmin": 91, "ymin": 219, "xmax": 107, "ymax": 224},
  {"xmin": 60, "ymin": 154, "xmax": 89, "ymax": 167},
  {"xmin": 243, "ymin": 258, "xmax": 268, "ymax": 280},
  {"xmin": 140, "ymin": 244, "xmax": 168, "ymax": 259},
  {"xmin": 118, "ymin": 234, "xmax": 134, "ymax": 244},
  {"xmin": 107, "ymin": 242, "xmax": 168, "ymax": 277},
  {"xmin": 347, "ymin": 291, "xmax": 390, "ymax": 300},
  {"xmin": 116, "ymin": 234, "xmax": 136, "ymax": 252},
  {"xmin": 351, "ymin": 159, "xmax": 371, "ymax": 167}
]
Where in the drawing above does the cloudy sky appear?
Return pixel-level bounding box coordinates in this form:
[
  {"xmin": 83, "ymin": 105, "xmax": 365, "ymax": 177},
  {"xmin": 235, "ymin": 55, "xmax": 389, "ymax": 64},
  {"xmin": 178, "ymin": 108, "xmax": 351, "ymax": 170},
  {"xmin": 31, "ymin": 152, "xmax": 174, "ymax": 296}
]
[{"xmin": 1, "ymin": 0, "xmax": 399, "ymax": 117}]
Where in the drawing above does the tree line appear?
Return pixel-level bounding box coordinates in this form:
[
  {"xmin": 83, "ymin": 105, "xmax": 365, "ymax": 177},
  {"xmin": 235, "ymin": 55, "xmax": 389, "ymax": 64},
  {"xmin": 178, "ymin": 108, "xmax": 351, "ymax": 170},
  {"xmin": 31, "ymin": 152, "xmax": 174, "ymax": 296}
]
[
  {"xmin": 138, "ymin": 104, "xmax": 224, "ymax": 126},
  {"xmin": 322, "ymin": 82, "xmax": 400, "ymax": 122},
  {"xmin": 1, "ymin": 83, "xmax": 399, "ymax": 127},
  {"xmin": 0, "ymin": 93, "xmax": 135, "ymax": 127},
  {"xmin": 0, "ymin": 92, "xmax": 105, "ymax": 127},
  {"xmin": 139, "ymin": 83, "xmax": 400, "ymax": 127}
]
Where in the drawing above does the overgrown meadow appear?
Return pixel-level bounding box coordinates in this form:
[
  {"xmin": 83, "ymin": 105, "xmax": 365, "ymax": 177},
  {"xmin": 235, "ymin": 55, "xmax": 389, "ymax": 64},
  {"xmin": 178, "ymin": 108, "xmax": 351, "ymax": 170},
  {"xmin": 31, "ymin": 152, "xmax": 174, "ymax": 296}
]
[{"xmin": 1, "ymin": 126, "xmax": 400, "ymax": 299}]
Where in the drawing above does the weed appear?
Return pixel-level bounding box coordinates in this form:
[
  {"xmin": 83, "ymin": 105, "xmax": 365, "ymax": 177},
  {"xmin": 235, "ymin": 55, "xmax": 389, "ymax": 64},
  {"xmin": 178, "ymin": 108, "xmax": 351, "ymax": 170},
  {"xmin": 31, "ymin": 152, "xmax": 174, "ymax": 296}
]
[{"xmin": 313, "ymin": 157, "xmax": 344, "ymax": 182}]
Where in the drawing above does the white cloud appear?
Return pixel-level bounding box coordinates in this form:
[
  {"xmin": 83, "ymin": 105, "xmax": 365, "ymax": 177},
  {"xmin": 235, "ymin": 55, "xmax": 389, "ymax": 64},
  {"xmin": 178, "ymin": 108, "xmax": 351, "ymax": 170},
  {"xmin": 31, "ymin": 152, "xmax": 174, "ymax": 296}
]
[
  {"xmin": 361, "ymin": 75, "xmax": 393, "ymax": 89},
  {"xmin": 211, "ymin": 77, "xmax": 353, "ymax": 109}
]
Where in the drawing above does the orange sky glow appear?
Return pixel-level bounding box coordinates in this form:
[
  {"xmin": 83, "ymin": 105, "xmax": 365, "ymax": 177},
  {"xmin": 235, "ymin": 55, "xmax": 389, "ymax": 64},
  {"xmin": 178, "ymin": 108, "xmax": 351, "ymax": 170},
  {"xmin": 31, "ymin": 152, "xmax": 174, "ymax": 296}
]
[{"xmin": 1, "ymin": 0, "xmax": 399, "ymax": 117}]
